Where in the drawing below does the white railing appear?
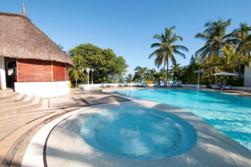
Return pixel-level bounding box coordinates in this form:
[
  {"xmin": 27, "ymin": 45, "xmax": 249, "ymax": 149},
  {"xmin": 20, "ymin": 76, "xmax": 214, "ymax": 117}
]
[
  {"xmin": 79, "ymin": 83, "xmax": 135, "ymax": 90},
  {"xmin": 79, "ymin": 83, "xmax": 207, "ymax": 90},
  {"xmin": 233, "ymin": 86, "xmax": 251, "ymax": 91},
  {"xmin": 182, "ymin": 84, "xmax": 207, "ymax": 88}
]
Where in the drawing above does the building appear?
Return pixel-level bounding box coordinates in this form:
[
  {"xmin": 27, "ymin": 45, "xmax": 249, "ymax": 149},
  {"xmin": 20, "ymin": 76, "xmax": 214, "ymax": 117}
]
[
  {"xmin": 244, "ymin": 63, "xmax": 251, "ymax": 87},
  {"xmin": 0, "ymin": 7, "xmax": 72, "ymax": 97}
]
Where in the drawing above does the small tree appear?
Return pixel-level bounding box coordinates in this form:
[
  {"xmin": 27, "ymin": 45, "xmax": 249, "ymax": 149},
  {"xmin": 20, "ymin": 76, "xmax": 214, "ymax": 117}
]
[
  {"xmin": 133, "ymin": 66, "xmax": 147, "ymax": 83},
  {"xmin": 170, "ymin": 64, "xmax": 184, "ymax": 82},
  {"xmin": 125, "ymin": 74, "xmax": 133, "ymax": 83},
  {"xmin": 69, "ymin": 55, "xmax": 84, "ymax": 87}
]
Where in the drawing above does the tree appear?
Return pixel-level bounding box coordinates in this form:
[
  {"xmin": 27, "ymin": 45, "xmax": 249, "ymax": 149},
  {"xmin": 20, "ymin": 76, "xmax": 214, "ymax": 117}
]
[
  {"xmin": 69, "ymin": 55, "xmax": 85, "ymax": 87},
  {"xmin": 188, "ymin": 56, "xmax": 201, "ymax": 84},
  {"xmin": 149, "ymin": 26, "xmax": 188, "ymax": 83},
  {"xmin": 133, "ymin": 66, "xmax": 147, "ymax": 83},
  {"xmin": 195, "ymin": 19, "xmax": 232, "ymax": 84},
  {"xmin": 216, "ymin": 44, "xmax": 240, "ymax": 72},
  {"xmin": 226, "ymin": 23, "xmax": 251, "ymax": 67},
  {"xmin": 69, "ymin": 44, "xmax": 128, "ymax": 83},
  {"xmin": 157, "ymin": 68, "xmax": 168, "ymax": 84},
  {"xmin": 170, "ymin": 64, "xmax": 184, "ymax": 82},
  {"xmin": 145, "ymin": 68, "xmax": 157, "ymax": 82},
  {"xmin": 130, "ymin": 66, "xmax": 167, "ymax": 85},
  {"xmin": 125, "ymin": 73, "xmax": 133, "ymax": 83},
  {"xmin": 195, "ymin": 19, "xmax": 231, "ymax": 61}
]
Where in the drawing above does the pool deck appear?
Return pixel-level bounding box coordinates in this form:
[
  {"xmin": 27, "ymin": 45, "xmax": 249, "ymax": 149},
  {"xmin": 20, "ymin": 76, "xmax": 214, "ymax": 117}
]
[
  {"xmin": 21, "ymin": 89, "xmax": 251, "ymax": 167},
  {"xmin": 0, "ymin": 89, "xmax": 127, "ymax": 167}
]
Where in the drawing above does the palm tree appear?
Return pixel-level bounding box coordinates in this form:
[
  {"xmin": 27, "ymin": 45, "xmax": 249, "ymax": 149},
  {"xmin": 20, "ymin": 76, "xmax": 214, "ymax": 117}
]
[
  {"xmin": 216, "ymin": 44, "xmax": 240, "ymax": 72},
  {"xmin": 145, "ymin": 68, "xmax": 157, "ymax": 83},
  {"xmin": 133, "ymin": 66, "xmax": 147, "ymax": 83},
  {"xmin": 195, "ymin": 19, "xmax": 232, "ymax": 83},
  {"xmin": 149, "ymin": 26, "xmax": 188, "ymax": 82},
  {"xmin": 195, "ymin": 19, "xmax": 231, "ymax": 61},
  {"xmin": 125, "ymin": 73, "xmax": 133, "ymax": 83},
  {"xmin": 170, "ymin": 64, "xmax": 184, "ymax": 82},
  {"xmin": 227, "ymin": 23, "xmax": 251, "ymax": 63},
  {"xmin": 69, "ymin": 55, "xmax": 84, "ymax": 87}
]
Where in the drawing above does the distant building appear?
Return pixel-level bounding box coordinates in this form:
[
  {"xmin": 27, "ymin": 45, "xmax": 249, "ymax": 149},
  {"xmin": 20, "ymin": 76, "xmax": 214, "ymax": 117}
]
[
  {"xmin": 244, "ymin": 63, "xmax": 251, "ymax": 87},
  {"xmin": 0, "ymin": 8, "xmax": 72, "ymax": 97}
]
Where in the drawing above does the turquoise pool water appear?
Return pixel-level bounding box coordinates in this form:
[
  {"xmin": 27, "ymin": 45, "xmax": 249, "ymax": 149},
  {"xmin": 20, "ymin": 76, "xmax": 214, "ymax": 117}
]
[
  {"xmin": 114, "ymin": 89, "xmax": 251, "ymax": 150},
  {"xmin": 80, "ymin": 105, "xmax": 197, "ymax": 159}
]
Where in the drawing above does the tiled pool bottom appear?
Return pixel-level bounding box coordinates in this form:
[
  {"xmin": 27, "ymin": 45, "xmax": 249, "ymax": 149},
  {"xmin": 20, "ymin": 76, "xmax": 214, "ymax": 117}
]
[
  {"xmin": 80, "ymin": 105, "xmax": 197, "ymax": 160},
  {"xmin": 114, "ymin": 89, "xmax": 251, "ymax": 150}
]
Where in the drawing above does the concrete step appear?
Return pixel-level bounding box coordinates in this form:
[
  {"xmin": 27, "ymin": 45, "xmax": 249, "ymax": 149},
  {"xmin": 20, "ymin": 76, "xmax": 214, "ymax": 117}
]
[
  {"xmin": 0, "ymin": 97, "xmax": 42, "ymax": 113},
  {"xmin": 0, "ymin": 109, "xmax": 59, "ymax": 166},
  {"xmin": 0, "ymin": 95, "xmax": 30, "ymax": 108},
  {"xmin": 0, "ymin": 106, "xmax": 79, "ymax": 167},
  {"xmin": 0, "ymin": 94, "xmax": 26, "ymax": 105},
  {"xmin": 0, "ymin": 91, "xmax": 16, "ymax": 100},
  {"xmin": 0, "ymin": 98, "xmax": 44, "ymax": 121},
  {"xmin": 0, "ymin": 88, "xmax": 14, "ymax": 94},
  {"xmin": 16, "ymin": 97, "xmax": 43, "ymax": 113},
  {"xmin": 0, "ymin": 95, "xmax": 33, "ymax": 110}
]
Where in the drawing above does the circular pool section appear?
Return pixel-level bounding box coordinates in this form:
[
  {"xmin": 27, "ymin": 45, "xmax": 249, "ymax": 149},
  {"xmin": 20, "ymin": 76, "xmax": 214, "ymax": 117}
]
[{"xmin": 80, "ymin": 106, "xmax": 197, "ymax": 160}]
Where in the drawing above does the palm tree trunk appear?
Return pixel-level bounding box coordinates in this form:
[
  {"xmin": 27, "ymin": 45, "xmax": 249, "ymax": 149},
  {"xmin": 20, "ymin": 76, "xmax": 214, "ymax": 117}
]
[
  {"xmin": 166, "ymin": 60, "xmax": 169, "ymax": 84},
  {"xmin": 75, "ymin": 79, "xmax": 78, "ymax": 88}
]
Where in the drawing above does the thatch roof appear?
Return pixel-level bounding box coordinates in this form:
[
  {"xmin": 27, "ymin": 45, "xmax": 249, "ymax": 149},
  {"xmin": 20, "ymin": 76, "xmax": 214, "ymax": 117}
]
[{"xmin": 0, "ymin": 12, "xmax": 72, "ymax": 65}]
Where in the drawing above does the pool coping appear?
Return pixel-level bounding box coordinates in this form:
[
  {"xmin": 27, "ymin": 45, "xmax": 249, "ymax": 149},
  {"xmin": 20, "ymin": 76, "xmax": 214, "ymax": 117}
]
[
  {"xmin": 103, "ymin": 86, "xmax": 251, "ymax": 97},
  {"xmin": 21, "ymin": 91, "xmax": 251, "ymax": 167}
]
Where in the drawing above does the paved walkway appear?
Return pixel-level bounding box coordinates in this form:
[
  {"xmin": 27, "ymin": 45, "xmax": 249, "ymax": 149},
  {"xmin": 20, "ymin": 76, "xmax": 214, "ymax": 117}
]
[{"xmin": 0, "ymin": 89, "xmax": 127, "ymax": 167}]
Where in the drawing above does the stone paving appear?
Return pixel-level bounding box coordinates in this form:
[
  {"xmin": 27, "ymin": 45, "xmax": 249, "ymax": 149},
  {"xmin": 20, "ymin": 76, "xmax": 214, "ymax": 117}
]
[
  {"xmin": 0, "ymin": 89, "xmax": 127, "ymax": 167},
  {"xmin": 2, "ymin": 87, "xmax": 250, "ymax": 167},
  {"xmin": 22, "ymin": 96, "xmax": 251, "ymax": 167}
]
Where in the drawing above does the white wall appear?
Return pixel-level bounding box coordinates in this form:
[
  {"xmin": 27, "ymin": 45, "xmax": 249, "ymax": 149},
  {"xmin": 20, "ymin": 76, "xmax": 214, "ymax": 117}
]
[
  {"xmin": 79, "ymin": 83, "xmax": 207, "ymax": 90},
  {"xmin": 15, "ymin": 81, "xmax": 71, "ymax": 97},
  {"xmin": 79, "ymin": 83, "xmax": 125, "ymax": 90},
  {"xmin": 0, "ymin": 56, "xmax": 6, "ymax": 89},
  {"xmin": 244, "ymin": 63, "xmax": 251, "ymax": 87}
]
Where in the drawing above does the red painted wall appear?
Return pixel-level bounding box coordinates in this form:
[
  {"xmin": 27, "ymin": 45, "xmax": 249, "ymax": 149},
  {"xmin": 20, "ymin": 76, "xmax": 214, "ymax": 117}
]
[
  {"xmin": 53, "ymin": 62, "xmax": 67, "ymax": 81},
  {"xmin": 17, "ymin": 59, "xmax": 68, "ymax": 82}
]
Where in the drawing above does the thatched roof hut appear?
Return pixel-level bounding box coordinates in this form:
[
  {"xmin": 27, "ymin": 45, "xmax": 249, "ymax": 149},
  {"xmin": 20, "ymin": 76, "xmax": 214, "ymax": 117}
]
[
  {"xmin": 0, "ymin": 12, "xmax": 72, "ymax": 65},
  {"xmin": 0, "ymin": 10, "xmax": 72, "ymax": 97}
]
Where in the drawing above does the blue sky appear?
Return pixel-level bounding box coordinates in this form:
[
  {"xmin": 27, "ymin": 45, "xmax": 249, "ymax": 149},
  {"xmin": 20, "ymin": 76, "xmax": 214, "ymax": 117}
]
[{"xmin": 1, "ymin": 0, "xmax": 251, "ymax": 73}]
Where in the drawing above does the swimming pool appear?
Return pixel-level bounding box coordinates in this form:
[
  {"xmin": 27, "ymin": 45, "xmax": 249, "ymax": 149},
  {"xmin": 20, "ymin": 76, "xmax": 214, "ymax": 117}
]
[
  {"xmin": 114, "ymin": 89, "xmax": 251, "ymax": 150},
  {"xmin": 80, "ymin": 105, "xmax": 197, "ymax": 160}
]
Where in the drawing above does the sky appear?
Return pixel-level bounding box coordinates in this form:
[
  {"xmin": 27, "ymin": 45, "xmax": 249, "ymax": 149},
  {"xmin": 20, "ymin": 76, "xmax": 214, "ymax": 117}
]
[{"xmin": 1, "ymin": 0, "xmax": 251, "ymax": 73}]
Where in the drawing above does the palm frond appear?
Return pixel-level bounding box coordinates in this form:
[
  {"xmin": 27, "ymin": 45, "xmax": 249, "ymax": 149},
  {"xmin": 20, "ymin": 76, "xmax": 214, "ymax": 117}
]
[
  {"xmin": 174, "ymin": 50, "xmax": 186, "ymax": 59},
  {"xmin": 195, "ymin": 45, "xmax": 209, "ymax": 56},
  {"xmin": 154, "ymin": 52, "xmax": 164, "ymax": 68},
  {"xmin": 170, "ymin": 54, "xmax": 177, "ymax": 66},
  {"xmin": 174, "ymin": 45, "xmax": 189, "ymax": 52},
  {"xmin": 150, "ymin": 42, "xmax": 161, "ymax": 48},
  {"xmin": 149, "ymin": 49, "xmax": 160, "ymax": 59},
  {"xmin": 195, "ymin": 33, "xmax": 208, "ymax": 40},
  {"xmin": 153, "ymin": 34, "xmax": 164, "ymax": 42}
]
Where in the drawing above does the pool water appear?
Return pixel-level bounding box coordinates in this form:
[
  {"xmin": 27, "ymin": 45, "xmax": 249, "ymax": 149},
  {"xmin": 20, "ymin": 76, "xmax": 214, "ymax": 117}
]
[
  {"xmin": 115, "ymin": 89, "xmax": 251, "ymax": 150},
  {"xmin": 80, "ymin": 105, "xmax": 197, "ymax": 159}
]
